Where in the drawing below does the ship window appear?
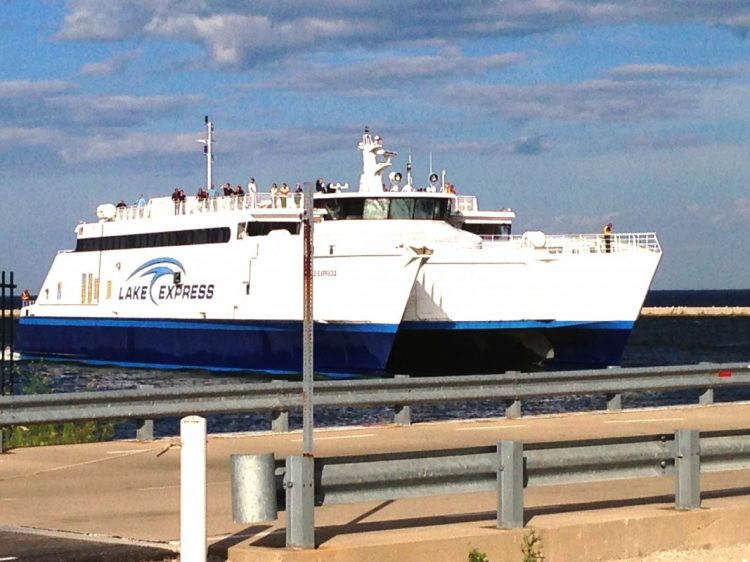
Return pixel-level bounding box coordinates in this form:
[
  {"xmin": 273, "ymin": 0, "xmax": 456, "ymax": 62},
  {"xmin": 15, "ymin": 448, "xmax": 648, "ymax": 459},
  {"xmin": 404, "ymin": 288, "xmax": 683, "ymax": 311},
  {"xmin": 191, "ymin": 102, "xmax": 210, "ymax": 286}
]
[
  {"xmin": 75, "ymin": 227, "xmax": 231, "ymax": 252},
  {"xmin": 389, "ymin": 198, "xmax": 414, "ymax": 219},
  {"xmin": 462, "ymin": 223, "xmax": 512, "ymax": 238},
  {"xmin": 363, "ymin": 198, "xmax": 389, "ymax": 220},
  {"xmin": 245, "ymin": 222, "xmax": 300, "ymax": 237},
  {"xmin": 315, "ymin": 197, "xmax": 450, "ymax": 221}
]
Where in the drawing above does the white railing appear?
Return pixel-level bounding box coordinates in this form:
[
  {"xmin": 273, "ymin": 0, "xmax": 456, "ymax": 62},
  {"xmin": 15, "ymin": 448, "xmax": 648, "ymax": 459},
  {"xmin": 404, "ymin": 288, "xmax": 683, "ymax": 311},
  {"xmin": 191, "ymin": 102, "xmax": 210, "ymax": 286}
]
[
  {"xmin": 111, "ymin": 193, "xmax": 304, "ymax": 222},
  {"xmin": 481, "ymin": 232, "xmax": 662, "ymax": 254}
]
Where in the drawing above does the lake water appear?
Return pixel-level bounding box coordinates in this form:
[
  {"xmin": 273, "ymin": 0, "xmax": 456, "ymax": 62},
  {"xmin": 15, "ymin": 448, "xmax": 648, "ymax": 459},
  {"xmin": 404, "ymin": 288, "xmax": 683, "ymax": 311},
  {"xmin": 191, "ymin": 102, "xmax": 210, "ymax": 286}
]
[{"xmin": 4, "ymin": 290, "xmax": 750, "ymax": 438}]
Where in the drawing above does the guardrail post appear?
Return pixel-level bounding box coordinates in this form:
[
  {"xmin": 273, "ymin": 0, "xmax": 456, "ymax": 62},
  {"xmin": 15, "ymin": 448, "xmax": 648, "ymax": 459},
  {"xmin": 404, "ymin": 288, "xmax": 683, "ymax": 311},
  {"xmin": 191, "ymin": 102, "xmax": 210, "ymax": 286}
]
[
  {"xmin": 675, "ymin": 429, "xmax": 700, "ymax": 510},
  {"xmin": 393, "ymin": 374, "xmax": 411, "ymax": 426},
  {"xmin": 285, "ymin": 455, "xmax": 315, "ymax": 548},
  {"xmin": 497, "ymin": 440, "xmax": 524, "ymax": 529},
  {"xmin": 505, "ymin": 399, "xmax": 522, "ymax": 419},
  {"xmin": 180, "ymin": 416, "xmax": 207, "ymax": 562},
  {"xmin": 699, "ymin": 388, "xmax": 714, "ymax": 405},
  {"xmin": 136, "ymin": 419, "xmax": 154, "ymax": 441},
  {"xmin": 231, "ymin": 453, "xmax": 278, "ymax": 523},
  {"xmin": 272, "ymin": 410, "xmax": 289, "ymax": 433},
  {"xmin": 606, "ymin": 393, "xmax": 622, "ymax": 411}
]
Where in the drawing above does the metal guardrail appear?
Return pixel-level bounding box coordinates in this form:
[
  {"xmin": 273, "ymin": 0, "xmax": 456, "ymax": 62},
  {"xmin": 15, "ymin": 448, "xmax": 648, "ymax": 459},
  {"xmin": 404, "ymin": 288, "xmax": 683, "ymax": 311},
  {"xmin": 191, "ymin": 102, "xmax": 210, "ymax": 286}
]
[
  {"xmin": 235, "ymin": 428, "xmax": 750, "ymax": 548},
  {"xmin": 1, "ymin": 363, "xmax": 749, "ymax": 442}
]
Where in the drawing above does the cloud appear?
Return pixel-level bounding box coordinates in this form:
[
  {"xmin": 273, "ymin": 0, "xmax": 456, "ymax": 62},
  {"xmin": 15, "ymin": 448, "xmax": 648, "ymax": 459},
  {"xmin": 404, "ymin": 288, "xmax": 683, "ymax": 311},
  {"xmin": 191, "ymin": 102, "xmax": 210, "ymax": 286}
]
[
  {"xmin": 734, "ymin": 197, "xmax": 750, "ymax": 219},
  {"xmin": 252, "ymin": 51, "xmax": 526, "ymax": 94},
  {"xmin": 54, "ymin": 1, "xmax": 750, "ymax": 68},
  {"xmin": 620, "ymin": 133, "xmax": 707, "ymax": 151},
  {"xmin": 46, "ymin": 94, "xmax": 204, "ymax": 126},
  {"xmin": 443, "ymin": 79, "xmax": 694, "ymax": 123},
  {"xmin": 508, "ymin": 135, "xmax": 553, "ymax": 155},
  {"xmin": 0, "ymin": 80, "xmax": 75, "ymax": 99},
  {"xmin": 80, "ymin": 50, "xmax": 142, "ymax": 76},
  {"xmin": 606, "ymin": 64, "xmax": 739, "ymax": 81}
]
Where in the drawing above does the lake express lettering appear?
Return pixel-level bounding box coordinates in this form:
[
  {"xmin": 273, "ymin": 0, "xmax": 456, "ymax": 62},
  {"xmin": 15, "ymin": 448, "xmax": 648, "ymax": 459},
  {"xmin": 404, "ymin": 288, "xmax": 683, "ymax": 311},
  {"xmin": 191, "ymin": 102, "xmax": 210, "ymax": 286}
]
[
  {"xmin": 118, "ymin": 283, "xmax": 214, "ymax": 301},
  {"xmin": 119, "ymin": 258, "xmax": 214, "ymax": 304}
]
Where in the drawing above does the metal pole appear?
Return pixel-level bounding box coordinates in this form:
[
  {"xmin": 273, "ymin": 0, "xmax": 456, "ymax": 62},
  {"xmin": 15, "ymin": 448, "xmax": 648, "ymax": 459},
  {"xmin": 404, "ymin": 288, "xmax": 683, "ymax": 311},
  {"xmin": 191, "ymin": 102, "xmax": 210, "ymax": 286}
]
[
  {"xmin": 1, "ymin": 271, "xmax": 6, "ymax": 396},
  {"xmin": 180, "ymin": 416, "xmax": 207, "ymax": 562},
  {"xmin": 205, "ymin": 116, "xmax": 213, "ymax": 192},
  {"xmin": 675, "ymin": 429, "xmax": 701, "ymax": 509},
  {"xmin": 497, "ymin": 440, "xmax": 524, "ymax": 528},
  {"xmin": 8, "ymin": 272, "xmax": 14, "ymax": 393},
  {"xmin": 285, "ymin": 455, "xmax": 315, "ymax": 548},
  {"xmin": 302, "ymin": 182, "xmax": 314, "ymax": 456}
]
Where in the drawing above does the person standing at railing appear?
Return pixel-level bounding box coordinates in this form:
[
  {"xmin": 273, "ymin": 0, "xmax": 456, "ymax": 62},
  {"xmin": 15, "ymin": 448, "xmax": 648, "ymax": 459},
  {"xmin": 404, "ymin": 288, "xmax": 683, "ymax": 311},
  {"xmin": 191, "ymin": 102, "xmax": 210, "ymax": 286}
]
[
  {"xmin": 270, "ymin": 183, "xmax": 279, "ymax": 208},
  {"xmin": 208, "ymin": 183, "xmax": 218, "ymax": 211},
  {"xmin": 280, "ymin": 182, "xmax": 289, "ymax": 208},
  {"xmin": 116, "ymin": 199, "xmax": 127, "ymax": 219},
  {"xmin": 603, "ymin": 222, "xmax": 613, "ymax": 253},
  {"xmin": 247, "ymin": 177, "xmax": 257, "ymax": 208},
  {"xmin": 294, "ymin": 182, "xmax": 303, "ymax": 208},
  {"xmin": 171, "ymin": 188, "xmax": 182, "ymax": 215},
  {"xmin": 136, "ymin": 193, "xmax": 146, "ymax": 218},
  {"xmin": 235, "ymin": 184, "xmax": 245, "ymax": 209}
]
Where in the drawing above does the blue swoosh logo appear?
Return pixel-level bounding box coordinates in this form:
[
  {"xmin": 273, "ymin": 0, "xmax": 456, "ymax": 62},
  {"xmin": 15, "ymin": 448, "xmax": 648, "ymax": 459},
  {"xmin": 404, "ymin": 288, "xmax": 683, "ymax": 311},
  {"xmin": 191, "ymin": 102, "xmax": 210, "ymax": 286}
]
[{"xmin": 127, "ymin": 257, "xmax": 186, "ymax": 305}]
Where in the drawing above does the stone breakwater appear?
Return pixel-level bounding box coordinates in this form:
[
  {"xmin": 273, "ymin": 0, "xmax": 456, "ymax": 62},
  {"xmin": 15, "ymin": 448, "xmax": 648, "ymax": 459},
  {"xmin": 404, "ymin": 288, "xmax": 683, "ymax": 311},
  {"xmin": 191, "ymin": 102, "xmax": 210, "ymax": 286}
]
[{"xmin": 641, "ymin": 307, "xmax": 750, "ymax": 317}]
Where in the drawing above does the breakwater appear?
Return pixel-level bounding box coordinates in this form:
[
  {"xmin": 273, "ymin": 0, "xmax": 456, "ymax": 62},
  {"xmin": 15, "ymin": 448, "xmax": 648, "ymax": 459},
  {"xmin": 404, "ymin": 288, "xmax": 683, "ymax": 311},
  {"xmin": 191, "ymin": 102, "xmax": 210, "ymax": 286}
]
[{"xmin": 641, "ymin": 307, "xmax": 750, "ymax": 316}]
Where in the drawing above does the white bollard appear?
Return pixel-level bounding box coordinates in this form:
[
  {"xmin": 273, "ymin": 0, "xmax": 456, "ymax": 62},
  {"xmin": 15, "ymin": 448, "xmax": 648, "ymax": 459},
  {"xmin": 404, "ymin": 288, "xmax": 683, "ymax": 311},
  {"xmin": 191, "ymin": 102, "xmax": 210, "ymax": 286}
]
[{"xmin": 181, "ymin": 416, "xmax": 207, "ymax": 562}]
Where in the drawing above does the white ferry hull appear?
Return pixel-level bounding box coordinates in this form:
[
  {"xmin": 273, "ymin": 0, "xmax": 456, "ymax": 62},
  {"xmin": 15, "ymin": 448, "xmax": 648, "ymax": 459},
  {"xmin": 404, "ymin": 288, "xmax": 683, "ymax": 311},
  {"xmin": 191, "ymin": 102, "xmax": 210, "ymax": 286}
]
[
  {"xmin": 17, "ymin": 234, "xmax": 422, "ymax": 377},
  {"xmin": 388, "ymin": 236, "xmax": 662, "ymax": 374}
]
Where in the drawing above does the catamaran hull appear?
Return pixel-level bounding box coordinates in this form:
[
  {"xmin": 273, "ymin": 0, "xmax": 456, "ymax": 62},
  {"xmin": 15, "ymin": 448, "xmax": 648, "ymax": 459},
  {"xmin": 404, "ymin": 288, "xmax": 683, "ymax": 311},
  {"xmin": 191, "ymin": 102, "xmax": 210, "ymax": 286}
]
[
  {"xmin": 388, "ymin": 321, "xmax": 633, "ymax": 375},
  {"xmin": 391, "ymin": 239, "xmax": 662, "ymax": 375},
  {"xmin": 16, "ymin": 317, "xmax": 397, "ymax": 377},
  {"xmin": 15, "ymin": 232, "xmax": 423, "ymax": 377}
]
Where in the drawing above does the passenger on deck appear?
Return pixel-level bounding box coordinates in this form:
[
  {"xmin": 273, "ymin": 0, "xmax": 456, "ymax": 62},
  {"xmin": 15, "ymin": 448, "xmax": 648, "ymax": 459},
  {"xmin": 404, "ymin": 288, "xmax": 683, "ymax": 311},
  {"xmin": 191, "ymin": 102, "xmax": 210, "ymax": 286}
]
[
  {"xmin": 279, "ymin": 182, "xmax": 289, "ymax": 208},
  {"xmin": 235, "ymin": 184, "xmax": 245, "ymax": 209},
  {"xmin": 208, "ymin": 184, "xmax": 218, "ymax": 211},
  {"xmin": 21, "ymin": 289, "xmax": 31, "ymax": 307},
  {"xmin": 603, "ymin": 223, "xmax": 613, "ymax": 253},
  {"xmin": 294, "ymin": 183, "xmax": 303, "ymax": 207},
  {"xmin": 171, "ymin": 188, "xmax": 182, "ymax": 215},
  {"xmin": 271, "ymin": 183, "xmax": 279, "ymax": 208},
  {"xmin": 116, "ymin": 199, "xmax": 127, "ymax": 218},
  {"xmin": 196, "ymin": 187, "xmax": 208, "ymax": 211},
  {"xmin": 136, "ymin": 193, "xmax": 147, "ymax": 217},
  {"xmin": 247, "ymin": 177, "xmax": 257, "ymax": 208},
  {"xmin": 315, "ymin": 178, "xmax": 326, "ymax": 193}
]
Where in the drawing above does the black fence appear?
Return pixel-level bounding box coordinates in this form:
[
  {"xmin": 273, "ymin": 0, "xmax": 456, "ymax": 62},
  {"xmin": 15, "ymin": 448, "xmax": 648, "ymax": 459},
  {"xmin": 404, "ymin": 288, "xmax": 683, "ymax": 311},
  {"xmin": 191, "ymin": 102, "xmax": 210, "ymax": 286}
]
[{"xmin": 1, "ymin": 271, "xmax": 16, "ymax": 395}]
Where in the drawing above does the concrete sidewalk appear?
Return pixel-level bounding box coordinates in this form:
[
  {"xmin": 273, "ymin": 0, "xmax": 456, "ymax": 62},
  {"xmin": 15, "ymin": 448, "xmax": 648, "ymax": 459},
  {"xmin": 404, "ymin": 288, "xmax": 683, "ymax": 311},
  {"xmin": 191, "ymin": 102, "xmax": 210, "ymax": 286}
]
[{"xmin": 2, "ymin": 403, "xmax": 750, "ymax": 560}]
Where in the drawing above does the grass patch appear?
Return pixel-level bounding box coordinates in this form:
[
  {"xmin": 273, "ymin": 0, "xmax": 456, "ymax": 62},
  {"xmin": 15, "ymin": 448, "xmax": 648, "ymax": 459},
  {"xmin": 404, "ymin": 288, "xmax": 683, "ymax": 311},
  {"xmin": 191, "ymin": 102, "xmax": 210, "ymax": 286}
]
[{"xmin": 2, "ymin": 361, "xmax": 117, "ymax": 450}]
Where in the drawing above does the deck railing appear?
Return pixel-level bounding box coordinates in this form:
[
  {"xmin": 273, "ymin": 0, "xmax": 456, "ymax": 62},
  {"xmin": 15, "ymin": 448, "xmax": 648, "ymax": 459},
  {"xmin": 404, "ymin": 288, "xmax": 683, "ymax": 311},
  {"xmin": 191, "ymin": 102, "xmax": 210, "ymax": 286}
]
[
  {"xmin": 482, "ymin": 232, "xmax": 662, "ymax": 254},
  {"xmin": 113, "ymin": 193, "xmax": 304, "ymax": 221}
]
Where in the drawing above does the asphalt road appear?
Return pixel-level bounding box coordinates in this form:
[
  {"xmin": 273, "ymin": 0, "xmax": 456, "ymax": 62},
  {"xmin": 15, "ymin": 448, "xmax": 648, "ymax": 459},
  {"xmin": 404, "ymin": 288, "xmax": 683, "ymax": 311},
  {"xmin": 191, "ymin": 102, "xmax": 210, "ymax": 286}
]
[{"xmin": 0, "ymin": 528, "xmax": 175, "ymax": 562}]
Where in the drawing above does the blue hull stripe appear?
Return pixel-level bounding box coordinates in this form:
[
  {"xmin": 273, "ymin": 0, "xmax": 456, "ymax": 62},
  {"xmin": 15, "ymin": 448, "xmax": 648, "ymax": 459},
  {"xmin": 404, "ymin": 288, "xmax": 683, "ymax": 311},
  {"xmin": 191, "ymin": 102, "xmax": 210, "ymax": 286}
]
[
  {"xmin": 21, "ymin": 316, "xmax": 395, "ymax": 333},
  {"xmin": 399, "ymin": 320, "xmax": 634, "ymax": 331},
  {"xmin": 16, "ymin": 317, "xmax": 397, "ymax": 376}
]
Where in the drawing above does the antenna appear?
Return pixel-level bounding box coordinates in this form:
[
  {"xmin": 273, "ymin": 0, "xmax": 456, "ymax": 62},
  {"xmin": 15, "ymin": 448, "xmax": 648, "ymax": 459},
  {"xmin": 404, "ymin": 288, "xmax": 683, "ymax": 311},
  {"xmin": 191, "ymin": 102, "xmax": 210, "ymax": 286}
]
[
  {"xmin": 406, "ymin": 148, "xmax": 413, "ymax": 189},
  {"xmin": 195, "ymin": 116, "xmax": 214, "ymax": 191}
]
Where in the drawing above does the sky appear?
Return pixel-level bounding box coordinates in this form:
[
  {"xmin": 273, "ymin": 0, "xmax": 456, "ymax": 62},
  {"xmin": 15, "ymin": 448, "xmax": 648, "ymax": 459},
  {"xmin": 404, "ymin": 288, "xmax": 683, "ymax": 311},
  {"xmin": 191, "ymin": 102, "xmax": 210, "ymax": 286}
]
[{"xmin": 1, "ymin": 1, "xmax": 750, "ymax": 292}]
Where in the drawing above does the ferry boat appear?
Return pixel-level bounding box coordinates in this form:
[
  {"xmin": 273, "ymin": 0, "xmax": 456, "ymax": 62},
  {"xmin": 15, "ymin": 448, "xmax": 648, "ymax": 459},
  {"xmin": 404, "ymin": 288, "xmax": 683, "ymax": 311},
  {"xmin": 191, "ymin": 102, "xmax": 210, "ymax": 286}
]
[{"xmin": 16, "ymin": 120, "xmax": 662, "ymax": 377}]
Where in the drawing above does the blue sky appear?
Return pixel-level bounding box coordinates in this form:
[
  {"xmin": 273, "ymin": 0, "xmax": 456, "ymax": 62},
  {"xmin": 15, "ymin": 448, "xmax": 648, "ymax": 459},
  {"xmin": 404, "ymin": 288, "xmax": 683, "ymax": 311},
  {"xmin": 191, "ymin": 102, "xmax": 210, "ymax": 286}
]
[{"xmin": 1, "ymin": 1, "xmax": 749, "ymax": 291}]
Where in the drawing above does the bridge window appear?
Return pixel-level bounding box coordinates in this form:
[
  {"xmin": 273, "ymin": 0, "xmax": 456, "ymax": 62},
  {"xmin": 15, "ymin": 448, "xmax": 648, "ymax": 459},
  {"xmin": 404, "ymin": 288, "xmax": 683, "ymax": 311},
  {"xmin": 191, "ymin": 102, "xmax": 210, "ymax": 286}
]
[{"xmin": 315, "ymin": 197, "xmax": 450, "ymax": 221}]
